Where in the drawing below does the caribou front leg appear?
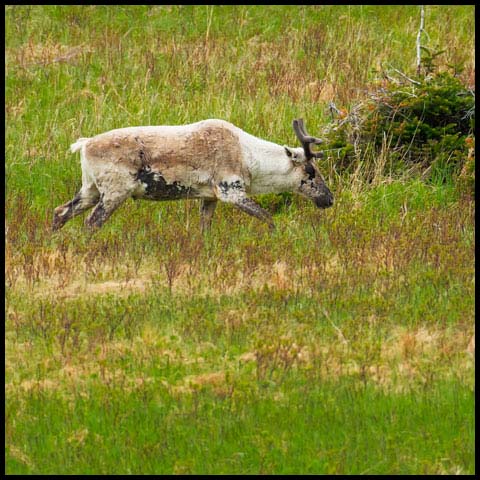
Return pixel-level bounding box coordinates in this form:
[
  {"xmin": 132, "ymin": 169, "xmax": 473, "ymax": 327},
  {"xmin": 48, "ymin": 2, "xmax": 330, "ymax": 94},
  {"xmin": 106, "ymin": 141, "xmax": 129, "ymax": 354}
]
[
  {"xmin": 200, "ymin": 198, "xmax": 217, "ymax": 233},
  {"xmin": 233, "ymin": 197, "xmax": 275, "ymax": 230},
  {"xmin": 215, "ymin": 180, "xmax": 274, "ymax": 230}
]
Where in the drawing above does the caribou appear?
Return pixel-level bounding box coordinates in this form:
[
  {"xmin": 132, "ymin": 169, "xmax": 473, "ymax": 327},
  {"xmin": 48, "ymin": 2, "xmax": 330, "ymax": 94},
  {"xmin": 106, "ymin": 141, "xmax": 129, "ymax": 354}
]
[{"xmin": 52, "ymin": 118, "xmax": 333, "ymax": 232}]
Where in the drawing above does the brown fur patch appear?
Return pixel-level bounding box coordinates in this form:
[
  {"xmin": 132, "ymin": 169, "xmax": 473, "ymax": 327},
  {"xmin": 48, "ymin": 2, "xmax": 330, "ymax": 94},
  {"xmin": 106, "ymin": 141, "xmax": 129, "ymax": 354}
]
[
  {"xmin": 85, "ymin": 134, "xmax": 145, "ymax": 171},
  {"xmin": 84, "ymin": 121, "xmax": 246, "ymax": 188}
]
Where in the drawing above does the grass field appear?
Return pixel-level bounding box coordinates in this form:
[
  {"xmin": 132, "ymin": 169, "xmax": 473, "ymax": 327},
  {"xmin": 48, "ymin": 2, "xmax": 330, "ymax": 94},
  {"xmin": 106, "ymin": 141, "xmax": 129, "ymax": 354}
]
[{"xmin": 5, "ymin": 5, "xmax": 475, "ymax": 475}]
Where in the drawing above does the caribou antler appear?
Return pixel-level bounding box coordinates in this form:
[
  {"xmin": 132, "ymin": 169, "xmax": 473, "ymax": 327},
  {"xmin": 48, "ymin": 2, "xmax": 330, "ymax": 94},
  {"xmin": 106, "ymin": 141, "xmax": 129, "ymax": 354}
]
[{"xmin": 292, "ymin": 118, "xmax": 324, "ymax": 160}]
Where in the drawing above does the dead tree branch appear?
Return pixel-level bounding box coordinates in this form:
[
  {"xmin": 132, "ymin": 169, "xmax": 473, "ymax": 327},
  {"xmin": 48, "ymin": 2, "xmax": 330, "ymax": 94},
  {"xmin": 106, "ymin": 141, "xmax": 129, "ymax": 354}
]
[{"xmin": 416, "ymin": 5, "xmax": 426, "ymax": 76}]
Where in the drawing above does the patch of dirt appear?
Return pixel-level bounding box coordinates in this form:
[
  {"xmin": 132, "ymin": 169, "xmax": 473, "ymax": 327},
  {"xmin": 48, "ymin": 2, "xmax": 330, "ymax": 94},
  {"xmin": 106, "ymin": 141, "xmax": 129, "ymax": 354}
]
[{"xmin": 33, "ymin": 276, "xmax": 150, "ymax": 300}]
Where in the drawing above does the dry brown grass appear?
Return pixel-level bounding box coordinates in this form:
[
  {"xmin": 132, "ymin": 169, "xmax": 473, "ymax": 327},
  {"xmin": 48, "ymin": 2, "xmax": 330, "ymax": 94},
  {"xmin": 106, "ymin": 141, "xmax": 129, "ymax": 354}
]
[
  {"xmin": 6, "ymin": 317, "xmax": 474, "ymax": 400},
  {"xmin": 6, "ymin": 39, "xmax": 93, "ymax": 69}
]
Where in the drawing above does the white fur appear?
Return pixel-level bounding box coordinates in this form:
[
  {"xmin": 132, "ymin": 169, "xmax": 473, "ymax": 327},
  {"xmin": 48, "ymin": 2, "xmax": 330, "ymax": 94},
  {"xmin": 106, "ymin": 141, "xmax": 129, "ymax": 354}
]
[
  {"xmin": 70, "ymin": 119, "xmax": 306, "ymax": 197},
  {"xmin": 55, "ymin": 119, "xmax": 331, "ymax": 231},
  {"xmin": 70, "ymin": 137, "xmax": 89, "ymax": 153},
  {"xmin": 233, "ymin": 126, "xmax": 305, "ymax": 194}
]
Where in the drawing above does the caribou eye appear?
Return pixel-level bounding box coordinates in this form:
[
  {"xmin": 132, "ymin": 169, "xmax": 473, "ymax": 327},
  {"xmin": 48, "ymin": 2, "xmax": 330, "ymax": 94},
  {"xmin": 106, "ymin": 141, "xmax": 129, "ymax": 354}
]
[{"xmin": 305, "ymin": 163, "xmax": 315, "ymax": 179}]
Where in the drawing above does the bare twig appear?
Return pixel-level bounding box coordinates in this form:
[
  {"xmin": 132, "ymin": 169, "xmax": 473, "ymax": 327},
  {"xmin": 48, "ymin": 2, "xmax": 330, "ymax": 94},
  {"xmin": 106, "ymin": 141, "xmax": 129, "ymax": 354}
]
[
  {"xmin": 390, "ymin": 66, "xmax": 421, "ymax": 86},
  {"xmin": 383, "ymin": 72, "xmax": 401, "ymax": 85},
  {"xmin": 321, "ymin": 308, "xmax": 348, "ymax": 345},
  {"xmin": 416, "ymin": 5, "xmax": 426, "ymax": 76},
  {"xmin": 328, "ymin": 101, "xmax": 341, "ymax": 120}
]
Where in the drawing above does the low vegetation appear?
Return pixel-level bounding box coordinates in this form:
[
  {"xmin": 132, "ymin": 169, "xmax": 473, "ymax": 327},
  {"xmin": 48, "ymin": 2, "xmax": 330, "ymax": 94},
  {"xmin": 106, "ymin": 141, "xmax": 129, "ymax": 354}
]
[
  {"xmin": 5, "ymin": 5, "xmax": 475, "ymax": 475},
  {"xmin": 320, "ymin": 67, "xmax": 475, "ymax": 189}
]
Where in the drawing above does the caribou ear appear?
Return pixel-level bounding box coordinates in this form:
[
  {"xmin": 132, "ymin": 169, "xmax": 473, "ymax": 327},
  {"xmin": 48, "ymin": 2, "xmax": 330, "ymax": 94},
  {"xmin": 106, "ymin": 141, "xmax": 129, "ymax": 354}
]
[{"xmin": 284, "ymin": 146, "xmax": 305, "ymax": 164}]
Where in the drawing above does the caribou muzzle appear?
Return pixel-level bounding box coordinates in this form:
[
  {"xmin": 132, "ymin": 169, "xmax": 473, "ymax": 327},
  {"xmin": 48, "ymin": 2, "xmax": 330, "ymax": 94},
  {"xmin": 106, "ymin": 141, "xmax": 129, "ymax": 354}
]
[{"xmin": 314, "ymin": 190, "xmax": 334, "ymax": 209}]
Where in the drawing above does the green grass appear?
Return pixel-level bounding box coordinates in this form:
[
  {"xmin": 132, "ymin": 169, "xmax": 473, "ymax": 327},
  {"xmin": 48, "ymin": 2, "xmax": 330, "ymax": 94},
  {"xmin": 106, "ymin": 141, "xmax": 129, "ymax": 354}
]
[
  {"xmin": 6, "ymin": 378, "xmax": 474, "ymax": 475},
  {"xmin": 5, "ymin": 5, "xmax": 475, "ymax": 475}
]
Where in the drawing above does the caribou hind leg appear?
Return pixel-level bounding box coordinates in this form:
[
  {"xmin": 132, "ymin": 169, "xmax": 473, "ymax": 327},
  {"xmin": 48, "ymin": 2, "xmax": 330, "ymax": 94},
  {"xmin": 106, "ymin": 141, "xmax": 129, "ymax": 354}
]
[
  {"xmin": 83, "ymin": 167, "xmax": 139, "ymax": 230},
  {"xmin": 84, "ymin": 190, "xmax": 132, "ymax": 230},
  {"xmin": 52, "ymin": 184, "xmax": 100, "ymax": 231}
]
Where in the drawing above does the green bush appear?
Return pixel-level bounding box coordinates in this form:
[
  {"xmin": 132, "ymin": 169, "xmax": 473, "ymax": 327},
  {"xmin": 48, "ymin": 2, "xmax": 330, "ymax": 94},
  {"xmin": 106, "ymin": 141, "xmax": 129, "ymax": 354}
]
[{"xmin": 321, "ymin": 68, "xmax": 475, "ymax": 190}]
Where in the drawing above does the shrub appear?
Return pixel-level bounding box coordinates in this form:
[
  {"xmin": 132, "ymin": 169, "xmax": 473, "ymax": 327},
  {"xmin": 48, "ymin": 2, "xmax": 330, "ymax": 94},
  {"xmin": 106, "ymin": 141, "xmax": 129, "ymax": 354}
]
[{"xmin": 320, "ymin": 67, "xmax": 475, "ymax": 190}]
